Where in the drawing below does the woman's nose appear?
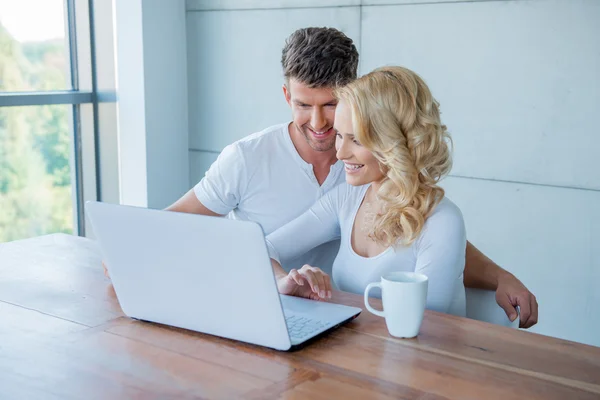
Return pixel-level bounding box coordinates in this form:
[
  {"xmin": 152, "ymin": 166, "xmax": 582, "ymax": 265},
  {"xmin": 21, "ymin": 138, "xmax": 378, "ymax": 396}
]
[{"xmin": 336, "ymin": 139, "xmax": 350, "ymax": 160}]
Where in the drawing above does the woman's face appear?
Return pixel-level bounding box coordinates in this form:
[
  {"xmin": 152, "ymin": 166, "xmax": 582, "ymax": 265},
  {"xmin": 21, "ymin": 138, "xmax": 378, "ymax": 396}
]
[{"xmin": 334, "ymin": 99, "xmax": 385, "ymax": 186}]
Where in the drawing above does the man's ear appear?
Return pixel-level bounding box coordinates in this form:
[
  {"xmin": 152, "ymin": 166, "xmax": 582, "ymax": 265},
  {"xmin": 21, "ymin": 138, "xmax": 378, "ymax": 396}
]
[{"xmin": 283, "ymin": 84, "xmax": 292, "ymax": 107}]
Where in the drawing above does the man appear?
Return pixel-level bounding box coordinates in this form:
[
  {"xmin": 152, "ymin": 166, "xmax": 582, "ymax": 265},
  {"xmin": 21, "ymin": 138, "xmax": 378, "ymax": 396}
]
[{"xmin": 129, "ymin": 27, "xmax": 538, "ymax": 327}]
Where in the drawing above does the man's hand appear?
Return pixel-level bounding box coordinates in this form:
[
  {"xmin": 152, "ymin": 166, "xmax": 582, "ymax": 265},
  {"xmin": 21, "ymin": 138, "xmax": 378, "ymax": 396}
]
[
  {"xmin": 495, "ymin": 272, "xmax": 538, "ymax": 328},
  {"xmin": 276, "ymin": 264, "xmax": 332, "ymax": 301},
  {"xmin": 464, "ymin": 242, "xmax": 538, "ymax": 328}
]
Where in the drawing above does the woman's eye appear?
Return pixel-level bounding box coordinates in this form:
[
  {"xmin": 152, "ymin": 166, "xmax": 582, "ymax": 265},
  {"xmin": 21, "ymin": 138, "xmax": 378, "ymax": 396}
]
[{"xmin": 353, "ymin": 140, "xmax": 361, "ymax": 146}]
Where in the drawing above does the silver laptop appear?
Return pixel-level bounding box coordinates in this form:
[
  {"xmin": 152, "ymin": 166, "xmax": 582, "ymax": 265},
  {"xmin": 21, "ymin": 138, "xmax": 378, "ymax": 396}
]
[{"xmin": 85, "ymin": 201, "xmax": 361, "ymax": 351}]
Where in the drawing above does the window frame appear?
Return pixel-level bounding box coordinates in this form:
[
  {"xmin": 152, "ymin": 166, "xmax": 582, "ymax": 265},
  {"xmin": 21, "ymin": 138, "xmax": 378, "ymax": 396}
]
[{"xmin": 0, "ymin": 0, "xmax": 114, "ymax": 238}]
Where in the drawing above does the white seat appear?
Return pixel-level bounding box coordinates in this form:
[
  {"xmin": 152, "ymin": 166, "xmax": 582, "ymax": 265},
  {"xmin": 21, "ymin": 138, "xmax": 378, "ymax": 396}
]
[{"xmin": 465, "ymin": 288, "xmax": 520, "ymax": 328}]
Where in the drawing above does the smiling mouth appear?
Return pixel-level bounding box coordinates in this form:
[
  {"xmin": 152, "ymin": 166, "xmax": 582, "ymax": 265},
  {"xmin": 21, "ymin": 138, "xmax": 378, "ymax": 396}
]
[
  {"xmin": 307, "ymin": 127, "xmax": 333, "ymax": 138},
  {"xmin": 344, "ymin": 163, "xmax": 365, "ymax": 173}
]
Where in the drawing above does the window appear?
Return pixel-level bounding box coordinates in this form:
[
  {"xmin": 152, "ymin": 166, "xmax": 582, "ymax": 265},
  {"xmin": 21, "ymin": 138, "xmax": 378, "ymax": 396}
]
[
  {"xmin": 0, "ymin": 105, "xmax": 74, "ymax": 242},
  {"xmin": 0, "ymin": 0, "xmax": 101, "ymax": 242},
  {"xmin": 0, "ymin": 0, "xmax": 71, "ymax": 92}
]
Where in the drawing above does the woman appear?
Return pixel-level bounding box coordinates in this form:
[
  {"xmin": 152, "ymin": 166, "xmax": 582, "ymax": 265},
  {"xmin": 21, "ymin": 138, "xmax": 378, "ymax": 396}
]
[{"xmin": 267, "ymin": 66, "xmax": 466, "ymax": 316}]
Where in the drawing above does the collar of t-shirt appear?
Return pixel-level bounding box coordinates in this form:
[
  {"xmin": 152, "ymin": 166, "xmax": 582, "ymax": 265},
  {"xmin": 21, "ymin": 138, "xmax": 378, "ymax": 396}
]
[{"xmin": 281, "ymin": 122, "xmax": 345, "ymax": 191}]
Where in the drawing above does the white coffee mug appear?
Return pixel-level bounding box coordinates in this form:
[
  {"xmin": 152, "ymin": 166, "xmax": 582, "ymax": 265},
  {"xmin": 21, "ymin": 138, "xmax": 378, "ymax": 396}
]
[{"xmin": 364, "ymin": 272, "xmax": 428, "ymax": 338}]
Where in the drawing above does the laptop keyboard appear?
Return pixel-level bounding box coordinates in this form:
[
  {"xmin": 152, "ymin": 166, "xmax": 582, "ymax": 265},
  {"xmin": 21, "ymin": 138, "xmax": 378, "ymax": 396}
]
[{"xmin": 285, "ymin": 314, "xmax": 329, "ymax": 343}]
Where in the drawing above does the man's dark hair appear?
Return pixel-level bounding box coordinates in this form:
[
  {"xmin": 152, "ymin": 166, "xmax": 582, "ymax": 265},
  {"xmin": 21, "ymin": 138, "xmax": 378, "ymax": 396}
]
[{"xmin": 281, "ymin": 27, "xmax": 359, "ymax": 88}]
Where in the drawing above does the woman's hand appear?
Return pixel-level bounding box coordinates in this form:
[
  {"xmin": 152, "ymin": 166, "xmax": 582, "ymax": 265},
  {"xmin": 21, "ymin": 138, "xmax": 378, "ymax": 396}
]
[{"xmin": 276, "ymin": 264, "xmax": 332, "ymax": 301}]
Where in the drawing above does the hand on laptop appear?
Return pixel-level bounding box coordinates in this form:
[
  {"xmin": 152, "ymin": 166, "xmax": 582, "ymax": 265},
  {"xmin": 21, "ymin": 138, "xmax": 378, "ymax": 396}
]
[{"xmin": 277, "ymin": 264, "xmax": 332, "ymax": 301}]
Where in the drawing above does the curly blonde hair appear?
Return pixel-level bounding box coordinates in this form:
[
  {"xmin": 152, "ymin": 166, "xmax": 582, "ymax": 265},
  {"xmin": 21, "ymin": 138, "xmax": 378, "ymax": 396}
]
[{"xmin": 334, "ymin": 66, "xmax": 453, "ymax": 246}]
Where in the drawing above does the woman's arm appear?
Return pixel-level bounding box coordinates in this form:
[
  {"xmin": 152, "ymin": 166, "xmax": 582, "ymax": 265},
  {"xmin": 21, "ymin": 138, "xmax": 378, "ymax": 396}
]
[
  {"xmin": 414, "ymin": 201, "xmax": 467, "ymax": 314},
  {"xmin": 266, "ymin": 185, "xmax": 344, "ymax": 267},
  {"xmin": 266, "ymin": 185, "xmax": 346, "ymax": 299}
]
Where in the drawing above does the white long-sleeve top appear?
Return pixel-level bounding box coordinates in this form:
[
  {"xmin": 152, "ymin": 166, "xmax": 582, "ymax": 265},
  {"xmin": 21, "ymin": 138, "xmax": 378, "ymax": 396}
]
[{"xmin": 266, "ymin": 182, "xmax": 467, "ymax": 316}]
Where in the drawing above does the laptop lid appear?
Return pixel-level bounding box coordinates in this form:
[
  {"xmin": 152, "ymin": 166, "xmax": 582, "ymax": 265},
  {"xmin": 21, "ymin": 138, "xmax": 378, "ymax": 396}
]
[{"xmin": 85, "ymin": 201, "xmax": 293, "ymax": 351}]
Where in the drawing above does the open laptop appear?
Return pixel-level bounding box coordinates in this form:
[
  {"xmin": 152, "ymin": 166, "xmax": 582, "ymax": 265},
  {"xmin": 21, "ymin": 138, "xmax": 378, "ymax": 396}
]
[{"xmin": 85, "ymin": 201, "xmax": 361, "ymax": 351}]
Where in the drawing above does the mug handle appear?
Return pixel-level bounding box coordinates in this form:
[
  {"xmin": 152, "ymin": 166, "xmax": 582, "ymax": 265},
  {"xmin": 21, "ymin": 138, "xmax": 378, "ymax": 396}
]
[{"xmin": 364, "ymin": 282, "xmax": 385, "ymax": 317}]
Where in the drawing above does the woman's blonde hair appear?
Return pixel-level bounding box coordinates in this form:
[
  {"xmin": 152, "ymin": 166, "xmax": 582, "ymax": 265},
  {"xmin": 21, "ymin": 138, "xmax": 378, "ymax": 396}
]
[{"xmin": 334, "ymin": 66, "xmax": 452, "ymax": 246}]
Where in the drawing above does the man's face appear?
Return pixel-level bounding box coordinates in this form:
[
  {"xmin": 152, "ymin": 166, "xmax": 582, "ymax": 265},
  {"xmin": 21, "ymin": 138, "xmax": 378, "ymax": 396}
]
[{"xmin": 284, "ymin": 79, "xmax": 337, "ymax": 152}]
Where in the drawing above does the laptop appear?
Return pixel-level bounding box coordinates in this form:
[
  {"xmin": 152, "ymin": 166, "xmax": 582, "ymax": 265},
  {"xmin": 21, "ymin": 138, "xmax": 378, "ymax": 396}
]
[{"xmin": 85, "ymin": 201, "xmax": 361, "ymax": 351}]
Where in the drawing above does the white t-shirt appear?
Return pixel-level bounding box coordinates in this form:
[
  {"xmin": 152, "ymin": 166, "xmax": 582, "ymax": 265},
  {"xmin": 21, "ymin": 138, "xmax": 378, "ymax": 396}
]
[
  {"xmin": 194, "ymin": 122, "xmax": 346, "ymax": 274},
  {"xmin": 265, "ymin": 183, "xmax": 467, "ymax": 316}
]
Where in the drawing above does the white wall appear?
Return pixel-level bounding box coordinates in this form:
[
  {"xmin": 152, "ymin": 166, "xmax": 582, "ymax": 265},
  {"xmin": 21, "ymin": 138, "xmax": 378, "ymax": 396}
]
[
  {"xmin": 185, "ymin": 0, "xmax": 600, "ymax": 346},
  {"xmin": 186, "ymin": 3, "xmax": 361, "ymax": 175},
  {"xmin": 113, "ymin": 0, "xmax": 190, "ymax": 210},
  {"xmin": 359, "ymin": 0, "xmax": 600, "ymax": 190}
]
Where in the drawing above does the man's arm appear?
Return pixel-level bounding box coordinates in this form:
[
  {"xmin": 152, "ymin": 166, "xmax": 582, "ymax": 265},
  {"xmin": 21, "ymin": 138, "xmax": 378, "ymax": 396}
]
[
  {"xmin": 165, "ymin": 188, "xmax": 223, "ymax": 216},
  {"xmin": 464, "ymin": 241, "xmax": 538, "ymax": 328}
]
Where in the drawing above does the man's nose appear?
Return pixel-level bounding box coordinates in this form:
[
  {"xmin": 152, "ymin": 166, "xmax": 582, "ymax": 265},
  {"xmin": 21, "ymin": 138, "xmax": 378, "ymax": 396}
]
[{"xmin": 311, "ymin": 108, "xmax": 327, "ymax": 131}]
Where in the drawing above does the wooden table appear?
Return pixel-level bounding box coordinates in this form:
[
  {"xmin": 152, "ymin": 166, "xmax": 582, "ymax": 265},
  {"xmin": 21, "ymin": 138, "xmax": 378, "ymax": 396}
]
[{"xmin": 1, "ymin": 233, "xmax": 599, "ymax": 400}]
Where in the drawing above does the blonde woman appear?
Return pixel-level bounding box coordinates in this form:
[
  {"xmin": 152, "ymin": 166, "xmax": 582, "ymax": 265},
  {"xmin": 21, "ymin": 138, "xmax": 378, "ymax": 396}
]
[{"xmin": 268, "ymin": 66, "xmax": 466, "ymax": 316}]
